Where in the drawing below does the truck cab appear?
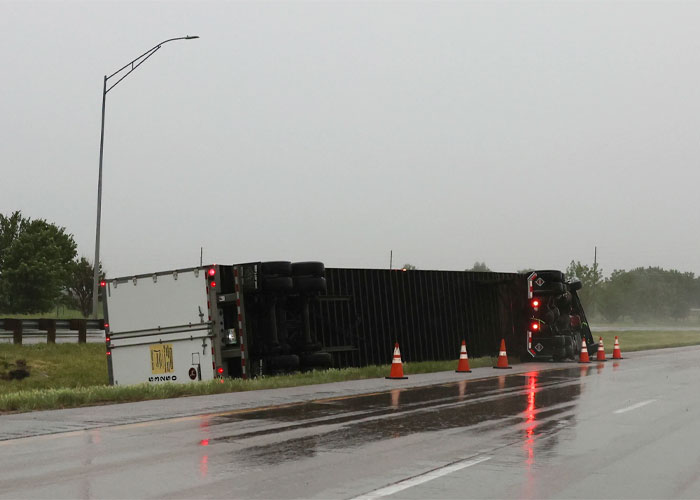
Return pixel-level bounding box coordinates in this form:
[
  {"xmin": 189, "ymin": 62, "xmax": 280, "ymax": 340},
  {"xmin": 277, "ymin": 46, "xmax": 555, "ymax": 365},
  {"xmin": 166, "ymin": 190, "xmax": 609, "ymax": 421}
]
[{"xmin": 525, "ymin": 270, "xmax": 596, "ymax": 361}]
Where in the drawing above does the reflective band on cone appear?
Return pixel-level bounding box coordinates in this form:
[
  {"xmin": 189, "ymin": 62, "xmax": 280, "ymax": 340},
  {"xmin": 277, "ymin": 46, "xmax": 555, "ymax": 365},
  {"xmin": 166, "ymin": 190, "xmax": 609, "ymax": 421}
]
[
  {"xmin": 386, "ymin": 342, "xmax": 408, "ymax": 379},
  {"xmin": 456, "ymin": 340, "xmax": 472, "ymax": 373}
]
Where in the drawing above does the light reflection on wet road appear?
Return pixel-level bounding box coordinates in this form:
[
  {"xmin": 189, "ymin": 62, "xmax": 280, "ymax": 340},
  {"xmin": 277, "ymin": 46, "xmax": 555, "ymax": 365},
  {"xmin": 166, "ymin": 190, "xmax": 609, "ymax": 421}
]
[{"xmin": 1, "ymin": 347, "xmax": 700, "ymax": 499}]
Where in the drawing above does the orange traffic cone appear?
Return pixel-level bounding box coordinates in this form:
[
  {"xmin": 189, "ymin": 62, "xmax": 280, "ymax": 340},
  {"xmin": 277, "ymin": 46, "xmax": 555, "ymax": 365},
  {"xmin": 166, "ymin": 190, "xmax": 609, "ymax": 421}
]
[
  {"xmin": 612, "ymin": 336, "xmax": 623, "ymax": 360},
  {"xmin": 493, "ymin": 339, "xmax": 512, "ymax": 369},
  {"xmin": 386, "ymin": 342, "xmax": 408, "ymax": 379},
  {"xmin": 579, "ymin": 338, "xmax": 590, "ymax": 363},
  {"xmin": 596, "ymin": 337, "xmax": 607, "ymax": 361},
  {"xmin": 455, "ymin": 340, "xmax": 472, "ymax": 373}
]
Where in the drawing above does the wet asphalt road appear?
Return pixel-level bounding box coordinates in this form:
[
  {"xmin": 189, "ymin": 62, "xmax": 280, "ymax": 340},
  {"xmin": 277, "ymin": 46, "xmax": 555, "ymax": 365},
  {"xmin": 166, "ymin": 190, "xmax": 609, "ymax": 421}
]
[{"xmin": 1, "ymin": 346, "xmax": 699, "ymax": 499}]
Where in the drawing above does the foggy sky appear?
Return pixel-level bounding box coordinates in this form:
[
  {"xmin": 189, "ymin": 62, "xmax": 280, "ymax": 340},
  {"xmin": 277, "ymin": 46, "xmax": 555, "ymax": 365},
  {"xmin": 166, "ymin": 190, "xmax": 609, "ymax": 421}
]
[{"xmin": 2, "ymin": 1, "xmax": 699, "ymax": 278}]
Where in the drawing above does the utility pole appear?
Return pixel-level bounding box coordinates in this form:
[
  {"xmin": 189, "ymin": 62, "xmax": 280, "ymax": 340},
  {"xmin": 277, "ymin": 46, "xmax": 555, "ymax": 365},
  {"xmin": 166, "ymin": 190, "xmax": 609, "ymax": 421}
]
[{"xmin": 592, "ymin": 246, "xmax": 598, "ymax": 317}]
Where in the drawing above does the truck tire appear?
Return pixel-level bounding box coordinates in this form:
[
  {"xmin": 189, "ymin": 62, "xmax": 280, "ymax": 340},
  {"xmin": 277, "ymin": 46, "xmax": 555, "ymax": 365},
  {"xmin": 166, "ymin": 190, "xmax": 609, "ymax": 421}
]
[
  {"xmin": 541, "ymin": 307, "xmax": 560, "ymax": 324},
  {"xmin": 555, "ymin": 313, "xmax": 571, "ymax": 332},
  {"xmin": 532, "ymin": 270, "xmax": 565, "ymax": 283},
  {"xmin": 533, "ymin": 282, "xmax": 566, "ymax": 296},
  {"xmin": 260, "ymin": 261, "xmax": 292, "ymax": 277},
  {"xmin": 292, "ymin": 261, "xmax": 325, "ymax": 277},
  {"xmin": 540, "ymin": 310, "xmax": 554, "ymax": 325},
  {"xmin": 262, "ymin": 276, "xmax": 294, "ymax": 292},
  {"xmin": 300, "ymin": 352, "xmax": 333, "ymax": 369},
  {"xmin": 559, "ymin": 302, "xmax": 573, "ymax": 315},
  {"xmin": 294, "ymin": 276, "xmax": 327, "ymax": 294},
  {"xmin": 573, "ymin": 332, "xmax": 582, "ymax": 355},
  {"xmin": 552, "ymin": 347, "xmax": 567, "ymax": 362},
  {"xmin": 565, "ymin": 340, "xmax": 575, "ymax": 359},
  {"xmin": 556, "ymin": 292, "xmax": 572, "ymax": 309}
]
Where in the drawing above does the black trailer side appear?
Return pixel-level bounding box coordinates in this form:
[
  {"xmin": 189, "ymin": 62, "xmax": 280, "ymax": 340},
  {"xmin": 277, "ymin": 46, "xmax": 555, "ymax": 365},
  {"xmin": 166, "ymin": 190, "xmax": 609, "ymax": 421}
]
[
  {"xmin": 235, "ymin": 266, "xmax": 531, "ymax": 373},
  {"xmin": 311, "ymin": 268, "xmax": 529, "ymax": 366}
]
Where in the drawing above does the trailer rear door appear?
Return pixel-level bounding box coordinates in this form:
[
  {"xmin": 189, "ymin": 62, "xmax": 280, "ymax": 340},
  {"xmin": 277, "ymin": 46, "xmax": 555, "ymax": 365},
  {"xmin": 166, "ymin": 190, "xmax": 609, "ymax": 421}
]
[{"xmin": 105, "ymin": 268, "xmax": 214, "ymax": 385}]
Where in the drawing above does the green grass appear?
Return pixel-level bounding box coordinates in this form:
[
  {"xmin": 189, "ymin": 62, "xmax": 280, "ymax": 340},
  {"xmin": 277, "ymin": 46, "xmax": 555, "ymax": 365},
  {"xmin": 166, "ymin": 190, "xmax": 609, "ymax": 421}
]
[
  {"xmin": 0, "ymin": 358, "xmax": 502, "ymax": 413},
  {"xmin": 1, "ymin": 330, "xmax": 699, "ymax": 413},
  {"xmin": 0, "ymin": 344, "xmax": 108, "ymax": 392},
  {"xmin": 598, "ymin": 329, "xmax": 700, "ymax": 352}
]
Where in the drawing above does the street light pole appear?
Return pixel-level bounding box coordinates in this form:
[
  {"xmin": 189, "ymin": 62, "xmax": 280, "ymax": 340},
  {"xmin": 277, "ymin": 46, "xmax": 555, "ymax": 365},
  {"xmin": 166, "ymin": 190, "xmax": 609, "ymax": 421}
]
[{"xmin": 92, "ymin": 36, "xmax": 199, "ymax": 318}]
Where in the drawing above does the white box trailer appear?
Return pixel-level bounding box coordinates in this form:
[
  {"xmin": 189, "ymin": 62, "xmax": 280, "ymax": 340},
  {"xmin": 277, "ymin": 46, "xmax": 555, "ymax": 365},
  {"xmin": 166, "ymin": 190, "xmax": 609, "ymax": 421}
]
[{"xmin": 105, "ymin": 266, "xmax": 227, "ymax": 385}]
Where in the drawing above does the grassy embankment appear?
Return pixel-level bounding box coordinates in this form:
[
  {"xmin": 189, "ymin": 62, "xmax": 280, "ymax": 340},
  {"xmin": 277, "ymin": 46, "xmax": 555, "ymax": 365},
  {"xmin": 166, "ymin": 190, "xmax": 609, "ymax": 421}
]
[{"xmin": 2, "ymin": 330, "xmax": 700, "ymax": 413}]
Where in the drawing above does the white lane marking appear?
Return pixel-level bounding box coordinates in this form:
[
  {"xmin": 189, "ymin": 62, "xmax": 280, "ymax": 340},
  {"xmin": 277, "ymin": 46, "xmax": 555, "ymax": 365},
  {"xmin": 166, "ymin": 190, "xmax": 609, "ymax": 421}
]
[
  {"xmin": 614, "ymin": 399, "xmax": 657, "ymax": 414},
  {"xmin": 349, "ymin": 455, "xmax": 492, "ymax": 500}
]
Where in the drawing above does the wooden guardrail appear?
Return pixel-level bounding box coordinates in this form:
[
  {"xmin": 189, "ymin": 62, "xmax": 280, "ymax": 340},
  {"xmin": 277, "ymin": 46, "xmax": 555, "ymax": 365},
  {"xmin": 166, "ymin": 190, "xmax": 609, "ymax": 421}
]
[{"xmin": 0, "ymin": 319, "xmax": 105, "ymax": 345}]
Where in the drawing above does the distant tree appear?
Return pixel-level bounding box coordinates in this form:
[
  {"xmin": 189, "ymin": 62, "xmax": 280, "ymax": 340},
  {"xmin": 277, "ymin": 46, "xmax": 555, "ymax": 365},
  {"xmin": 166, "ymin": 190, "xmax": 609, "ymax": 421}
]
[
  {"xmin": 596, "ymin": 269, "xmax": 627, "ymax": 322},
  {"xmin": 0, "ymin": 213, "xmax": 77, "ymax": 313},
  {"xmin": 0, "ymin": 211, "xmax": 24, "ymax": 271},
  {"xmin": 599, "ymin": 267, "xmax": 697, "ymax": 322},
  {"xmin": 402, "ymin": 263, "xmax": 417, "ymax": 270},
  {"xmin": 467, "ymin": 261, "xmax": 491, "ymax": 272},
  {"xmin": 565, "ymin": 260, "xmax": 603, "ymax": 312},
  {"xmin": 66, "ymin": 257, "xmax": 104, "ymax": 317}
]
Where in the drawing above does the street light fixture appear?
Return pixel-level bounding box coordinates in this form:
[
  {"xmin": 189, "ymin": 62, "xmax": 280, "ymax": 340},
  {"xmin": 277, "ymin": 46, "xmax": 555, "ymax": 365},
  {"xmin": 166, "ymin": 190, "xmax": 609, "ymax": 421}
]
[{"xmin": 92, "ymin": 35, "xmax": 199, "ymax": 318}]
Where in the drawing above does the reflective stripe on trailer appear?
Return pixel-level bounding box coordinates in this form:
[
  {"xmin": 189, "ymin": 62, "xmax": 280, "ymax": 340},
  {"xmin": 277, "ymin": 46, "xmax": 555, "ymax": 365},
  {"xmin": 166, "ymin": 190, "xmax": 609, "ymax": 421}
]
[
  {"xmin": 527, "ymin": 330, "xmax": 536, "ymax": 357},
  {"xmin": 527, "ymin": 272, "xmax": 537, "ymax": 299}
]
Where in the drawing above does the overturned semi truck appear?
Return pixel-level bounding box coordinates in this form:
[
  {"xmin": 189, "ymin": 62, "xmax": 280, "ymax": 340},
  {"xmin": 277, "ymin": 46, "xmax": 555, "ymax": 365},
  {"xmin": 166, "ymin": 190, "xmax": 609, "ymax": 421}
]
[{"xmin": 103, "ymin": 262, "xmax": 594, "ymax": 385}]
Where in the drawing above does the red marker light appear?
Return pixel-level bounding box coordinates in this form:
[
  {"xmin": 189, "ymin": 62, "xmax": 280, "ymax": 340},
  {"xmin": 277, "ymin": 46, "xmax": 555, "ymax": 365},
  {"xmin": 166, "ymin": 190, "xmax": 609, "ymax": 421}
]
[
  {"xmin": 200, "ymin": 439, "xmax": 209, "ymax": 446},
  {"xmin": 531, "ymin": 322, "xmax": 540, "ymax": 331},
  {"xmin": 208, "ymin": 268, "xmax": 216, "ymax": 277},
  {"xmin": 105, "ymin": 337, "xmax": 110, "ymax": 342},
  {"xmin": 217, "ymin": 367, "xmax": 224, "ymax": 374},
  {"xmin": 104, "ymin": 323, "xmax": 109, "ymax": 329},
  {"xmin": 100, "ymin": 280, "xmax": 106, "ymax": 287},
  {"xmin": 531, "ymin": 299, "xmax": 540, "ymax": 308},
  {"xmin": 106, "ymin": 351, "xmax": 111, "ymax": 356},
  {"xmin": 209, "ymin": 281, "xmax": 216, "ymax": 288}
]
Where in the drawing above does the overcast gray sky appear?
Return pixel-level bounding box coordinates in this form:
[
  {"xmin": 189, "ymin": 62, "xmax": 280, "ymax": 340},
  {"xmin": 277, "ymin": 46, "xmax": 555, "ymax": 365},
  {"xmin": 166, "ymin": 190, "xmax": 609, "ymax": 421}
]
[{"xmin": 2, "ymin": 1, "xmax": 699, "ymax": 278}]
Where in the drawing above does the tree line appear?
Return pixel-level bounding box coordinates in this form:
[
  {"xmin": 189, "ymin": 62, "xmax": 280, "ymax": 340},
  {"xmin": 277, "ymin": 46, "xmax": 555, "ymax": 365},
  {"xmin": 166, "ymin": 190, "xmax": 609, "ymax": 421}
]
[
  {"xmin": 566, "ymin": 261, "xmax": 700, "ymax": 323},
  {"xmin": 0, "ymin": 211, "xmax": 100, "ymax": 317}
]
